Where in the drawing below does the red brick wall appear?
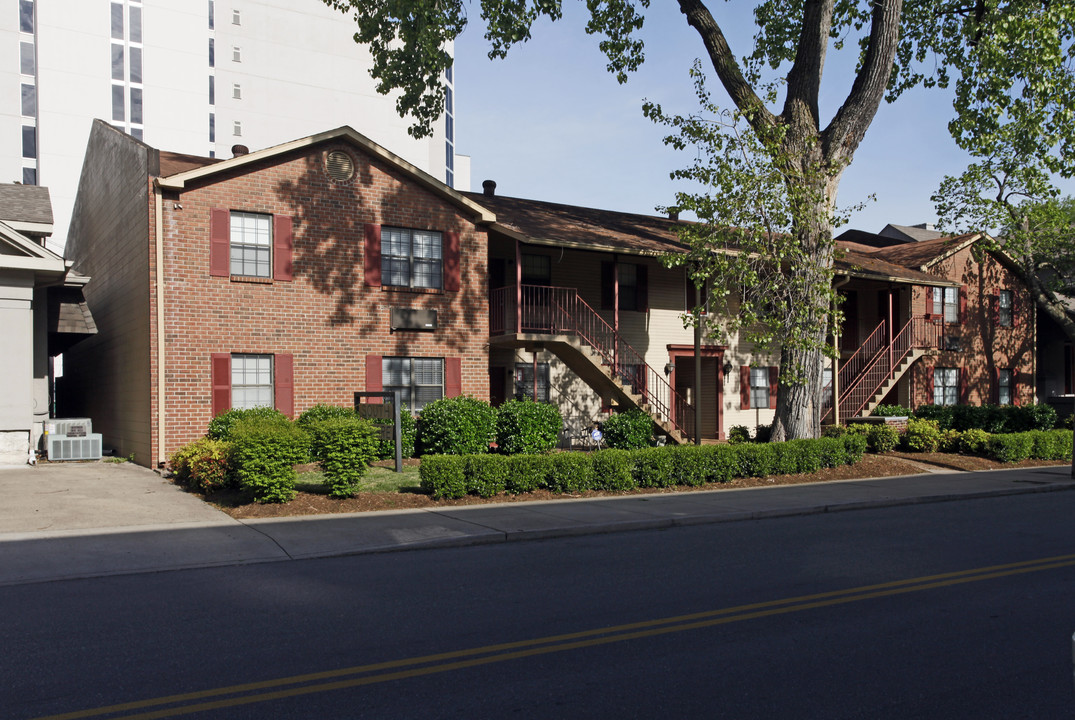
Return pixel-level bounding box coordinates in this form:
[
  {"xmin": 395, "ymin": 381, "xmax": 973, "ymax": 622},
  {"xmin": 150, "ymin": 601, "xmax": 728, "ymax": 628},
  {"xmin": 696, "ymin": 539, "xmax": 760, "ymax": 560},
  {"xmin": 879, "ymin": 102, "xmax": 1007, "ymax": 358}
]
[
  {"xmin": 907, "ymin": 244, "xmax": 1034, "ymax": 408},
  {"xmin": 153, "ymin": 142, "xmax": 489, "ymax": 460}
]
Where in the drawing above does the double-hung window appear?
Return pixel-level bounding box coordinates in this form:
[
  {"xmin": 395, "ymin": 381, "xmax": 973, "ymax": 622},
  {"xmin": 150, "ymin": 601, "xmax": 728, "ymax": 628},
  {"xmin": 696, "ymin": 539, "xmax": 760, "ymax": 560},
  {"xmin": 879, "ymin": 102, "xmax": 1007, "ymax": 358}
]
[
  {"xmin": 230, "ymin": 211, "xmax": 272, "ymax": 278},
  {"xmin": 997, "ymin": 369, "xmax": 1013, "ymax": 405},
  {"xmin": 382, "ymin": 227, "xmax": 443, "ymax": 290},
  {"xmin": 998, "ymin": 290, "xmax": 1013, "ymax": 327},
  {"xmin": 383, "ymin": 357, "xmax": 443, "ymax": 411},
  {"xmin": 939, "ymin": 287, "xmax": 959, "ymax": 324},
  {"xmin": 231, "ymin": 354, "xmax": 272, "ymax": 409},
  {"xmin": 934, "ymin": 367, "xmax": 959, "ymax": 406},
  {"xmin": 750, "ymin": 367, "xmax": 770, "ymax": 409}
]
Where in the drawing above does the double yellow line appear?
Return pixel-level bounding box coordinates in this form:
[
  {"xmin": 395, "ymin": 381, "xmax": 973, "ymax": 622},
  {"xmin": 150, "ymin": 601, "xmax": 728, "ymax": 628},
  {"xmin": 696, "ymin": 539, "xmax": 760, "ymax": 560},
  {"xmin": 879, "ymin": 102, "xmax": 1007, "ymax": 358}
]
[{"xmin": 34, "ymin": 552, "xmax": 1075, "ymax": 720}]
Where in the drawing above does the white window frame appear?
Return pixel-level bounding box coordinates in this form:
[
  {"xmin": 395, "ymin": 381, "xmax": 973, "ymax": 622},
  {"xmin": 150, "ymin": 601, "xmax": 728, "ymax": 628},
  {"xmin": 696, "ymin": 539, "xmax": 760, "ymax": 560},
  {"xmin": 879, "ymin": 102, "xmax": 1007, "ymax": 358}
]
[
  {"xmin": 231, "ymin": 354, "xmax": 272, "ymax": 410},
  {"xmin": 229, "ymin": 211, "xmax": 271, "ymax": 278},
  {"xmin": 934, "ymin": 367, "xmax": 959, "ymax": 406},
  {"xmin": 998, "ymin": 368, "xmax": 1012, "ymax": 406},
  {"xmin": 940, "ymin": 287, "xmax": 959, "ymax": 324},
  {"xmin": 381, "ymin": 227, "xmax": 443, "ymax": 290},
  {"xmin": 750, "ymin": 367, "xmax": 769, "ymax": 409},
  {"xmin": 383, "ymin": 357, "xmax": 444, "ymax": 411},
  {"xmin": 998, "ymin": 289, "xmax": 1013, "ymax": 327}
]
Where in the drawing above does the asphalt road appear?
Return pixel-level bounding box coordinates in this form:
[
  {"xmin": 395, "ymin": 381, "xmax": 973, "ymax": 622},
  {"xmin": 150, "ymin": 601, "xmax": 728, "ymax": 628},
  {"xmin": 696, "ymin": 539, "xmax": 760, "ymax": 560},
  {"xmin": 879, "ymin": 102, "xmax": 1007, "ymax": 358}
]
[{"xmin": 5, "ymin": 491, "xmax": 1075, "ymax": 719}]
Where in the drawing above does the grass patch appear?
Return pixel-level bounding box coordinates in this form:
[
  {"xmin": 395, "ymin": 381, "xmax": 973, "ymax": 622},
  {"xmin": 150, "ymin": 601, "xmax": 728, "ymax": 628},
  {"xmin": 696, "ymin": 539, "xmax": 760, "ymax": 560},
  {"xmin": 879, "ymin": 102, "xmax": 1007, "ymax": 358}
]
[{"xmin": 295, "ymin": 464, "xmax": 423, "ymax": 495}]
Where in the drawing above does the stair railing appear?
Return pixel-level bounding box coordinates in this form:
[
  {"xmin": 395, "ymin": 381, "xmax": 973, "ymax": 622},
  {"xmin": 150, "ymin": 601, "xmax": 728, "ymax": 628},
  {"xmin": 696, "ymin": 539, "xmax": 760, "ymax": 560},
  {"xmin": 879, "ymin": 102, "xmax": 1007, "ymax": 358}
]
[{"xmin": 490, "ymin": 285, "xmax": 696, "ymax": 441}]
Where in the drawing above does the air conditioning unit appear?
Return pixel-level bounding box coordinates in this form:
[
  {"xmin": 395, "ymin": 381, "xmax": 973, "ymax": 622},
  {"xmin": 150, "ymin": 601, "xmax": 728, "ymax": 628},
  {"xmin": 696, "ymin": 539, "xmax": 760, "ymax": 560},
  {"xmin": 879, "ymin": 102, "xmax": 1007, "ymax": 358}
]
[
  {"xmin": 47, "ymin": 433, "xmax": 103, "ymax": 461},
  {"xmin": 45, "ymin": 418, "xmax": 93, "ymax": 438}
]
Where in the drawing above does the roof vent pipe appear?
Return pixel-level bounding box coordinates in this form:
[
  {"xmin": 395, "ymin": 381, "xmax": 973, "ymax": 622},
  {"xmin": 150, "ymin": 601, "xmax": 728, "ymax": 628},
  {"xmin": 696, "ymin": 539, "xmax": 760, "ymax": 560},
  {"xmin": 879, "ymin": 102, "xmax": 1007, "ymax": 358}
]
[
  {"xmin": 231, "ymin": 144, "xmax": 249, "ymax": 157},
  {"xmin": 482, "ymin": 179, "xmax": 496, "ymax": 197},
  {"xmin": 668, "ymin": 210, "xmax": 680, "ymax": 221}
]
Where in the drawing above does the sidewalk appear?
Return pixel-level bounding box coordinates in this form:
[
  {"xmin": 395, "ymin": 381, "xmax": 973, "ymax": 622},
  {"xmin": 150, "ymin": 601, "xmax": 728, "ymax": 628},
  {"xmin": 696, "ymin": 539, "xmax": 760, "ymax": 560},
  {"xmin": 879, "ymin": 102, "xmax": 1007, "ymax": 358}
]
[{"xmin": 0, "ymin": 461, "xmax": 1072, "ymax": 587}]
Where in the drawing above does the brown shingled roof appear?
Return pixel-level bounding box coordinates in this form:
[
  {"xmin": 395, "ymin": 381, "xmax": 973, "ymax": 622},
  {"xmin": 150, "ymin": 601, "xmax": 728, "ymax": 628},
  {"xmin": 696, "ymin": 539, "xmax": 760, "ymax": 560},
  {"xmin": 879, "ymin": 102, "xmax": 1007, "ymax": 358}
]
[
  {"xmin": 462, "ymin": 192, "xmax": 687, "ymax": 256},
  {"xmin": 867, "ymin": 233, "xmax": 980, "ymax": 269},
  {"xmin": 158, "ymin": 151, "xmax": 221, "ymax": 177}
]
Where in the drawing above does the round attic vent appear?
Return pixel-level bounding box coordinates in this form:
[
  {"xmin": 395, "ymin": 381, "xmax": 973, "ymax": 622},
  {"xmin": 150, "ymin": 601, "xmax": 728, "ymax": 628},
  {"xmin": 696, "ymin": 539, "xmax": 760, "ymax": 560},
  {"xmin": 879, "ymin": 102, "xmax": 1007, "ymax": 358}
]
[{"xmin": 325, "ymin": 150, "xmax": 355, "ymax": 182}]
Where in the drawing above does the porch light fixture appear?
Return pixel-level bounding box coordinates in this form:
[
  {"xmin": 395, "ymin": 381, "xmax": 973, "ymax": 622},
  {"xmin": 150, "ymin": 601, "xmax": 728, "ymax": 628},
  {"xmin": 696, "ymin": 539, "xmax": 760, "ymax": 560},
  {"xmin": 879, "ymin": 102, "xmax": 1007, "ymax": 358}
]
[{"xmin": 664, "ymin": 362, "xmax": 675, "ymax": 375}]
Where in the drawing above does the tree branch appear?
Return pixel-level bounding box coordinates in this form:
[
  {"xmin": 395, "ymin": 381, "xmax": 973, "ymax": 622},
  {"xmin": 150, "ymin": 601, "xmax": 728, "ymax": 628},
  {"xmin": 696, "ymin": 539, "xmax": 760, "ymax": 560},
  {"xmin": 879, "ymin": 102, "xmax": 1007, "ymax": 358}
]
[
  {"xmin": 676, "ymin": 0, "xmax": 777, "ymax": 133},
  {"xmin": 783, "ymin": 0, "xmax": 834, "ymax": 132},
  {"xmin": 822, "ymin": 0, "xmax": 904, "ymax": 162}
]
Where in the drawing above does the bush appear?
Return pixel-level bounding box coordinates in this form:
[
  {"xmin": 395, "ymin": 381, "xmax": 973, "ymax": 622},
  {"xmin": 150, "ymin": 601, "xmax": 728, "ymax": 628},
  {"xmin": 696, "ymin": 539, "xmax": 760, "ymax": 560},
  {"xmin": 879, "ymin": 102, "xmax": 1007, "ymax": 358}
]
[
  {"xmin": 603, "ymin": 409, "xmax": 653, "ymax": 450},
  {"xmin": 306, "ymin": 416, "xmax": 379, "ymax": 497},
  {"xmin": 207, "ymin": 406, "xmax": 288, "ymax": 441},
  {"xmin": 465, "ymin": 454, "xmax": 510, "ymax": 497},
  {"xmin": 842, "ymin": 434, "xmax": 868, "ymax": 463},
  {"xmin": 547, "ymin": 452, "xmax": 594, "ymax": 493},
  {"xmin": 419, "ymin": 454, "xmax": 466, "ymax": 499},
  {"xmin": 1026, "ymin": 404, "xmax": 1059, "ymax": 432},
  {"xmin": 296, "ymin": 403, "xmax": 355, "ymax": 429},
  {"xmin": 821, "ymin": 425, "xmax": 846, "ymax": 438},
  {"xmin": 417, "ymin": 396, "xmax": 496, "ymax": 455},
  {"xmin": 845, "ymin": 423, "xmax": 871, "ymax": 437},
  {"xmin": 372, "ymin": 407, "xmax": 417, "ymax": 460},
  {"xmin": 633, "ymin": 447, "xmax": 675, "ymax": 487},
  {"xmin": 505, "ymin": 454, "xmax": 553, "ymax": 494},
  {"xmin": 495, "ymin": 399, "xmax": 562, "ymax": 455},
  {"xmin": 912, "ymin": 404, "xmax": 951, "ymax": 429},
  {"xmin": 904, "ymin": 418, "xmax": 941, "ymax": 453},
  {"xmin": 754, "ymin": 424, "xmax": 773, "ymax": 443},
  {"xmin": 169, "ymin": 438, "xmax": 233, "ymax": 493},
  {"xmin": 866, "ymin": 424, "xmax": 900, "ymax": 453},
  {"xmin": 670, "ymin": 445, "xmax": 710, "ymax": 486},
  {"xmin": 727, "ymin": 425, "xmax": 751, "ymax": 444},
  {"xmin": 939, "ymin": 428, "xmax": 961, "ymax": 453},
  {"xmin": 1030, "ymin": 429, "xmax": 1073, "ymax": 460},
  {"xmin": 873, "ymin": 404, "xmax": 912, "ymax": 417},
  {"xmin": 735, "ymin": 443, "xmax": 775, "ymax": 477},
  {"xmin": 815, "ymin": 437, "xmax": 849, "ymax": 468},
  {"xmin": 591, "ymin": 449, "xmax": 637, "ymax": 491},
  {"xmin": 768, "ymin": 442, "xmax": 801, "ymax": 475},
  {"xmin": 956, "ymin": 428, "xmax": 990, "ymax": 456},
  {"xmin": 229, "ymin": 416, "xmax": 310, "ymax": 503},
  {"xmin": 986, "ymin": 432, "xmax": 1034, "ymax": 462}
]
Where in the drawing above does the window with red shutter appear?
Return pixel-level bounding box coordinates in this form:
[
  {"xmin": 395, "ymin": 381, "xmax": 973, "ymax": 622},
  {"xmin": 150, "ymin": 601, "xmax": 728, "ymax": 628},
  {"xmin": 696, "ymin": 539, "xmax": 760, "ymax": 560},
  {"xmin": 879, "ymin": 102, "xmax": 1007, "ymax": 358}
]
[
  {"xmin": 740, "ymin": 366, "xmax": 751, "ymax": 409},
  {"xmin": 272, "ymin": 215, "xmax": 293, "ymax": 282},
  {"xmin": 209, "ymin": 209, "xmax": 230, "ymax": 277}
]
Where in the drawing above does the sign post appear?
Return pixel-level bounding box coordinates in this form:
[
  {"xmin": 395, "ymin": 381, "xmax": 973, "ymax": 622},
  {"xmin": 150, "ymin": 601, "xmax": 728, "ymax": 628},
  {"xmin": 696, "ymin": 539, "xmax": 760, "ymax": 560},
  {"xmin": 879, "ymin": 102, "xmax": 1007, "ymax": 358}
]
[{"xmin": 354, "ymin": 391, "xmax": 403, "ymax": 473}]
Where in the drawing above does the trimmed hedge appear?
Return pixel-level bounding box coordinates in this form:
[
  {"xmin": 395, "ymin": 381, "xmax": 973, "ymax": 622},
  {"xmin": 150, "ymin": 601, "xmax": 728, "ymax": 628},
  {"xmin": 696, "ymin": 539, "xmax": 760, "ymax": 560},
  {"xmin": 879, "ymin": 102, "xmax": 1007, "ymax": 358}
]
[
  {"xmin": 913, "ymin": 403, "xmax": 1057, "ymax": 433},
  {"xmin": 417, "ymin": 396, "xmax": 497, "ymax": 455},
  {"xmin": 229, "ymin": 416, "xmax": 310, "ymax": 503},
  {"xmin": 306, "ymin": 416, "xmax": 379, "ymax": 498},
  {"xmin": 987, "ymin": 429, "xmax": 1073, "ymax": 462},
  {"xmin": 495, "ymin": 399, "xmax": 562, "ymax": 455},
  {"xmin": 417, "ymin": 435, "xmax": 870, "ymax": 500},
  {"xmin": 207, "ymin": 406, "xmax": 288, "ymax": 442}
]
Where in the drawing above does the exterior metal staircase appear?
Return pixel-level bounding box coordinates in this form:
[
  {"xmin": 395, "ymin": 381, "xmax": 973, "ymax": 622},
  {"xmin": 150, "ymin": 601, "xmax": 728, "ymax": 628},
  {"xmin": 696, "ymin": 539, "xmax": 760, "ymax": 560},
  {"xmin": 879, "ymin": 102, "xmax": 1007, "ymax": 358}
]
[
  {"xmin": 823, "ymin": 316, "xmax": 941, "ymax": 423},
  {"xmin": 489, "ymin": 285, "xmax": 695, "ymax": 443}
]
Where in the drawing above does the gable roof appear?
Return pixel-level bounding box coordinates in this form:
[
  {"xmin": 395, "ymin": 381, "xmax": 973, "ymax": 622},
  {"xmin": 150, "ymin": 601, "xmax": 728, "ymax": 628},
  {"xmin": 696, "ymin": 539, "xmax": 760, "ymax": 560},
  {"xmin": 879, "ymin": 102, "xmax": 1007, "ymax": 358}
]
[
  {"xmin": 866, "ymin": 233, "xmax": 981, "ymax": 270},
  {"xmin": 0, "ymin": 184, "xmax": 53, "ymax": 236},
  {"xmin": 0, "ymin": 220, "xmax": 66, "ymax": 275},
  {"xmin": 155, "ymin": 126, "xmax": 495, "ymax": 224},
  {"xmin": 880, "ymin": 223, "xmax": 946, "ymax": 243}
]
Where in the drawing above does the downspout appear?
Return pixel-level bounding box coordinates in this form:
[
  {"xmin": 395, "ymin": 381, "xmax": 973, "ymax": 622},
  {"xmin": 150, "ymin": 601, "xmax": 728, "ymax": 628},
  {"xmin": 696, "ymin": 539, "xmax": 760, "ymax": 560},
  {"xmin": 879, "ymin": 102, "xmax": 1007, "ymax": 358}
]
[
  {"xmin": 154, "ymin": 188, "xmax": 165, "ymax": 467},
  {"xmin": 831, "ymin": 275, "xmax": 851, "ymax": 426}
]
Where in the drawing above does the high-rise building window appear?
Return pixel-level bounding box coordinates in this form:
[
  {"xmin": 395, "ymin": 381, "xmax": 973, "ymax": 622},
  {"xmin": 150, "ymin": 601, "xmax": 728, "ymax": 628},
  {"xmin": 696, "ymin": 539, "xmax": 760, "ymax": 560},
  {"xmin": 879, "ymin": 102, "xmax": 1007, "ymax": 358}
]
[
  {"xmin": 130, "ymin": 46, "xmax": 142, "ymax": 83},
  {"xmin": 20, "ymin": 42, "xmax": 34, "ymax": 75},
  {"xmin": 110, "ymin": 2, "xmax": 123, "ymax": 39},
  {"xmin": 132, "ymin": 127, "xmax": 143, "ymax": 141},
  {"xmin": 209, "ymin": 76, "xmax": 215, "ymax": 104},
  {"xmin": 130, "ymin": 87, "xmax": 143, "ymax": 124},
  {"xmin": 19, "ymin": 0, "xmax": 33, "ymax": 33},
  {"xmin": 209, "ymin": 39, "xmax": 215, "ymax": 67},
  {"xmin": 129, "ymin": 5, "xmax": 142, "ymax": 43},
  {"xmin": 112, "ymin": 84, "xmax": 125, "ymax": 121},
  {"xmin": 233, "ymin": 84, "xmax": 241, "ymax": 99},
  {"xmin": 232, "ymin": 46, "xmax": 241, "ymax": 62},
  {"xmin": 208, "ymin": 0, "xmax": 214, "ymax": 29},
  {"xmin": 233, "ymin": 121, "xmax": 241, "ymax": 136},
  {"xmin": 232, "ymin": 9, "xmax": 241, "ymax": 24},
  {"xmin": 209, "ymin": 113, "xmax": 215, "ymax": 142},
  {"xmin": 21, "ymin": 84, "xmax": 35, "ymax": 117},
  {"xmin": 21, "ymin": 126, "xmax": 36, "ymax": 159},
  {"xmin": 111, "ymin": 44, "xmax": 124, "ymax": 81},
  {"xmin": 22, "ymin": 167, "xmax": 36, "ymax": 185}
]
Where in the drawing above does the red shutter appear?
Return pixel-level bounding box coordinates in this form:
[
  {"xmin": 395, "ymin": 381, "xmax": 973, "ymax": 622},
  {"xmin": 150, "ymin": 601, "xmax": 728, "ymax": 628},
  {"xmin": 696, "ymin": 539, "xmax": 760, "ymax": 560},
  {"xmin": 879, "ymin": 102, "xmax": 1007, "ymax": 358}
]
[
  {"xmin": 925, "ymin": 287, "xmax": 934, "ymax": 317},
  {"xmin": 273, "ymin": 215, "xmax": 293, "ymax": 281},
  {"xmin": 445, "ymin": 357, "xmax": 462, "ymax": 398},
  {"xmin": 363, "ymin": 223, "xmax": 381, "ymax": 287},
  {"xmin": 768, "ymin": 366, "xmax": 778, "ymax": 409},
  {"xmin": 365, "ymin": 355, "xmax": 383, "ymax": 403},
  {"xmin": 210, "ymin": 208, "xmax": 230, "ymax": 277},
  {"xmin": 959, "ymin": 285, "xmax": 968, "ymax": 323},
  {"xmin": 1011, "ymin": 292, "xmax": 1020, "ymax": 327},
  {"xmin": 211, "ymin": 353, "xmax": 231, "ymax": 417},
  {"xmin": 637, "ymin": 264, "xmax": 649, "ymax": 312},
  {"xmin": 925, "ymin": 366, "xmax": 935, "ymax": 404},
  {"xmin": 601, "ymin": 262, "xmax": 615, "ymax": 310},
  {"xmin": 1011, "ymin": 369, "xmax": 1019, "ymax": 406},
  {"xmin": 992, "ymin": 289, "xmax": 1000, "ymax": 326},
  {"xmin": 274, "ymin": 353, "xmax": 294, "ymax": 418},
  {"xmin": 959, "ymin": 366, "xmax": 968, "ymax": 403},
  {"xmin": 740, "ymin": 366, "xmax": 751, "ymax": 409},
  {"xmin": 992, "ymin": 367, "xmax": 1000, "ymax": 405},
  {"xmin": 444, "ymin": 231, "xmax": 460, "ymax": 292}
]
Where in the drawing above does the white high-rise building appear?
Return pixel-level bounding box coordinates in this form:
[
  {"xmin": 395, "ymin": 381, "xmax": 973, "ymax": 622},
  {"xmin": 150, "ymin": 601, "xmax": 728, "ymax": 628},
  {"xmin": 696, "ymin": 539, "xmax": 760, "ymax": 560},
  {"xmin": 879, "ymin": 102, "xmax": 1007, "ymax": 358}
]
[{"xmin": 3, "ymin": 0, "xmax": 467, "ymax": 250}]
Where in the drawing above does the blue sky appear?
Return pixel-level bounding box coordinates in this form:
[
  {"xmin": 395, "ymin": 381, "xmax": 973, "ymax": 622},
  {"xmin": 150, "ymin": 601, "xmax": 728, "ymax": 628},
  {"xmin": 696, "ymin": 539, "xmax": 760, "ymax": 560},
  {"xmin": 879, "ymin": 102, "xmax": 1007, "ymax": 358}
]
[{"xmin": 453, "ymin": 3, "xmax": 1072, "ymax": 234}]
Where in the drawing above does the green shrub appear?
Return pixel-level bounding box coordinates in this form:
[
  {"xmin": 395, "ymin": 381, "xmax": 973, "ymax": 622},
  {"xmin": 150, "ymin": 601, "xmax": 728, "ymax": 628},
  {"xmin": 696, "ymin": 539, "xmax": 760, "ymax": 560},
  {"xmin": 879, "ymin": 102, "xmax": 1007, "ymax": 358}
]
[
  {"xmin": 296, "ymin": 403, "xmax": 355, "ymax": 429},
  {"xmin": 904, "ymin": 418, "xmax": 941, "ymax": 453},
  {"xmin": 821, "ymin": 425, "xmax": 847, "ymax": 438},
  {"xmin": 727, "ymin": 425, "xmax": 751, "ymax": 444},
  {"xmin": 956, "ymin": 428, "xmax": 990, "ymax": 456},
  {"xmin": 372, "ymin": 407, "xmax": 417, "ymax": 460},
  {"xmin": 417, "ymin": 396, "xmax": 496, "ymax": 455},
  {"xmin": 768, "ymin": 442, "xmax": 800, "ymax": 475},
  {"xmin": 1026, "ymin": 404, "xmax": 1059, "ymax": 432},
  {"xmin": 708, "ymin": 445, "xmax": 742, "ymax": 482},
  {"xmin": 786, "ymin": 438, "xmax": 824, "ymax": 473},
  {"xmin": 505, "ymin": 454, "xmax": 553, "ymax": 494},
  {"xmin": 873, "ymin": 404, "xmax": 912, "ymax": 417},
  {"xmin": 866, "ymin": 424, "xmax": 900, "ymax": 454},
  {"xmin": 842, "ymin": 434, "xmax": 868, "ymax": 463},
  {"xmin": 169, "ymin": 438, "xmax": 233, "ymax": 493},
  {"xmin": 547, "ymin": 452, "xmax": 595, "ymax": 493},
  {"xmin": 207, "ymin": 406, "xmax": 288, "ymax": 441},
  {"xmin": 495, "ymin": 399, "xmax": 562, "ymax": 455},
  {"xmin": 603, "ymin": 409, "xmax": 653, "ymax": 450},
  {"xmin": 1029, "ymin": 429, "xmax": 1073, "ymax": 460},
  {"xmin": 986, "ymin": 432, "xmax": 1034, "ymax": 462},
  {"xmin": 465, "ymin": 454, "xmax": 510, "ymax": 497},
  {"xmin": 939, "ymin": 428, "xmax": 961, "ymax": 452},
  {"xmin": 735, "ymin": 443, "xmax": 775, "ymax": 477},
  {"xmin": 754, "ymin": 424, "xmax": 773, "ymax": 443},
  {"xmin": 845, "ymin": 423, "xmax": 871, "ymax": 437},
  {"xmin": 913, "ymin": 404, "xmax": 952, "ymax": 429},
  {"xmin": 1057, "ymin": 414, "xmax": 1074, "ymax": 430},
  {"xmin": 633, "ymin": 447, "xmax": 675, "ymax": 487},
  {"xmin": 306, "ymin": 417, "xmax": 379, "ymax": 497},
  {"xmin": 669, "ymin": 445, "xmax": 710, "ymax": 486},
  {"xmin": 229, "ymin": 416, "xmax": 310, "ymax": 503},
  {"xmin": 815, "ymin": 437, "xmax": 849, "ymax": 468},
  {"xmin": 591, "ymin": 449, "xmax": 637, "ymax": 491},
  {"xmin": 419, "ymin": 454, "xmax": 467, "ymax": 499}
]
